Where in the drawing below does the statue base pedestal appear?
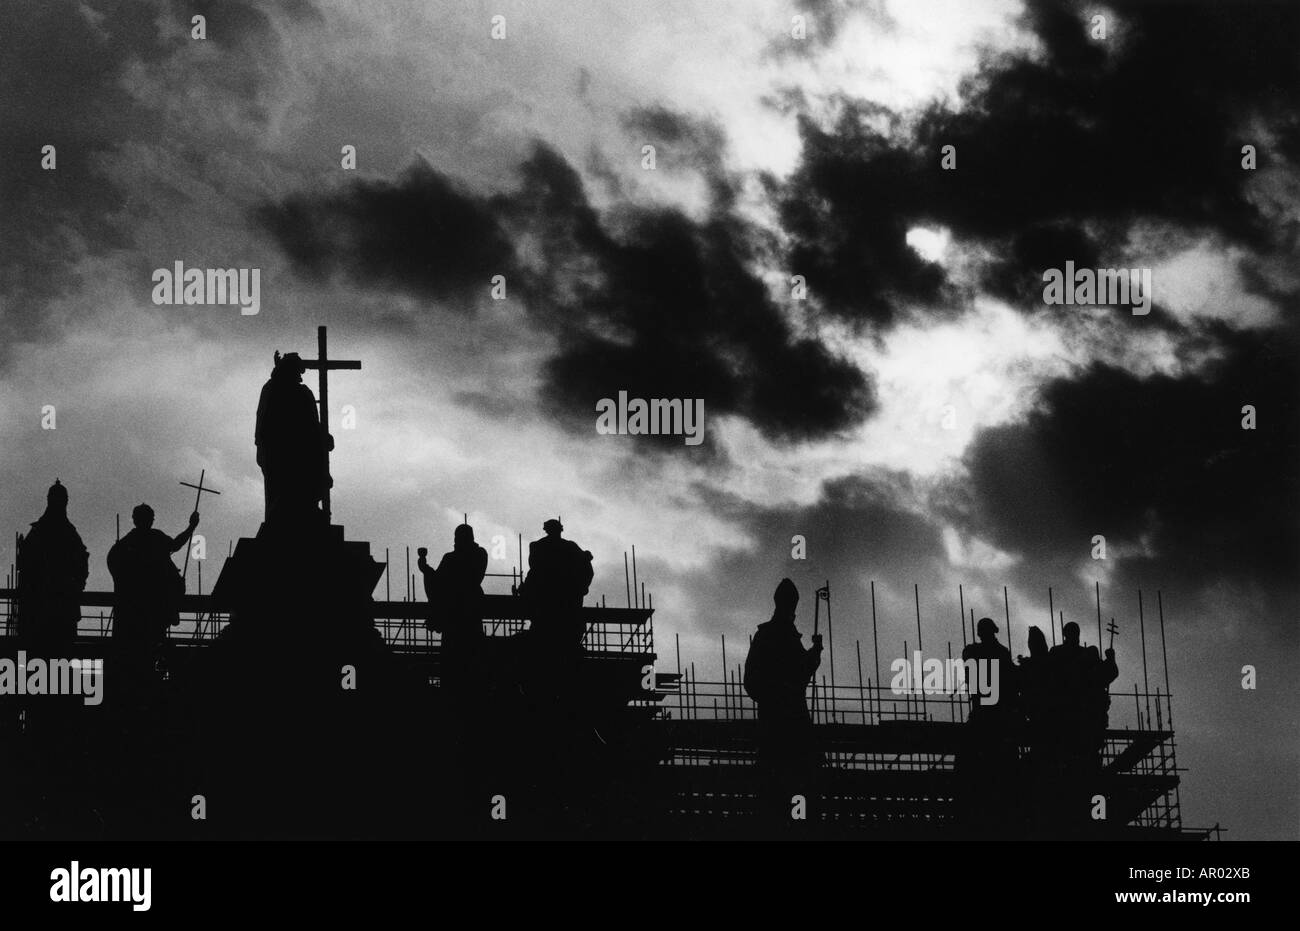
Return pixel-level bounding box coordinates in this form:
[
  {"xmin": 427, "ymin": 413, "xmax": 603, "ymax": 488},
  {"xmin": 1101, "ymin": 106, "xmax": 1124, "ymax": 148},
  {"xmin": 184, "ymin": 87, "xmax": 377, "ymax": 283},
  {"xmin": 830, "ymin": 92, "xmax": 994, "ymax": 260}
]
[
  {"xmin": 196, "ymin": 520, "xmax": 418, "ymax": 837},
  {"xmin": 211, "ymin": 520, "xmax": 385, "ymax": 643}
]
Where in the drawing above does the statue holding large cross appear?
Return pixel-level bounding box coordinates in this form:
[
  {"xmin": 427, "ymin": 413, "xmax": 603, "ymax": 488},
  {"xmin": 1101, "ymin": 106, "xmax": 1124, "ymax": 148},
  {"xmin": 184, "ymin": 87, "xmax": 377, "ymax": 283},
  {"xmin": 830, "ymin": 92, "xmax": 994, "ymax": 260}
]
[{"xmin": 255, "ymin": 326, "xmax": 360, "ymax": 528}]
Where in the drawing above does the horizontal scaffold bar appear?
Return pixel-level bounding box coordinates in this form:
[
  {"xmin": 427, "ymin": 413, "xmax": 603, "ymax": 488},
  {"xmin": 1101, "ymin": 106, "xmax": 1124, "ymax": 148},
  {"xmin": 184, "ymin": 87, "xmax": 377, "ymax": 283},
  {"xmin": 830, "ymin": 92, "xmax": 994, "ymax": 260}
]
[
  {"xmin": 660, "ymin": 718, "xmax": 1174, "ymax": 759},
  {"xmin": 0, "ymin": 590, "xmax": 654, "ymax": 627}
]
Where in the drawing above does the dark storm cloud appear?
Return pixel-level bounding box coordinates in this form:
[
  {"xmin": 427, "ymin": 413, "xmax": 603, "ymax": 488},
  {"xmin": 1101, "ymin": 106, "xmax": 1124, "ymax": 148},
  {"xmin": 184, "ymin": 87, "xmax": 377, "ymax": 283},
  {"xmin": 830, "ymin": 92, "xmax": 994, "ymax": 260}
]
[
  {"xmin": 710, "ymin": 472, "xmax": 947, "ymax": 577},
  {"xmin": 255, "ymin": 160, "xmax": 519, "ymax": 308},
  {"xmin": 622, "ymin": 106, "xmax": 728, "ymax": 173},
  {"xmin": 191, "ymin": 0, "xmax": 323, "ymax": 41},
  {"xmin": 780, "ymin": 0, "xmax": 1300, "ymax": 324},
  {"xmin": 0, "ymin": 0, "xmax": 314, "ymax": 363},
  {"xmin": 259, "ymin": 139, "xmax": 876, "ymax": 444},
  {"xmin": 980, "ymin": 220, "xmax": 1188, "ymax": 332},
  {"xmin": 508, "ymin": 143, "xmax": 874, "ymax": 443},
  {"xmin": 685, "ymin": 472, "xmax": 951, "ymax": 640},
  {"xmin": 770, "ymin": 0, "xmax": 1300, "ymax": 628},
  {"xmin": 0, "ymin": 1, "xmax": 156, "ymax": 353},
  {"xmin": 780, "ymin": 104, "xmax": 952, "ymax": 327},
  {"xmin": 980, "ymin": 222, "xmax": 1100, "ymax": 306},
  {"xmin": 957, "ymin": 318, "xmax": 1300, "ymax": 625},
  {"xmin": 622, "ymin": 105, "xmax": 734, "ymax": 208}
]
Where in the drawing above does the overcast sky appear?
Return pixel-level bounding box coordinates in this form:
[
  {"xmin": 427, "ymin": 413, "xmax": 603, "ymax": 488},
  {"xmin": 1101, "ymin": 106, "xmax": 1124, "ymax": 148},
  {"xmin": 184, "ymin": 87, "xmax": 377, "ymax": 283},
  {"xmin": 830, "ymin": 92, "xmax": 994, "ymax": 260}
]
[{"xmin": 1, "ymin": 0, "xmax": 1297, "ymax": 838}]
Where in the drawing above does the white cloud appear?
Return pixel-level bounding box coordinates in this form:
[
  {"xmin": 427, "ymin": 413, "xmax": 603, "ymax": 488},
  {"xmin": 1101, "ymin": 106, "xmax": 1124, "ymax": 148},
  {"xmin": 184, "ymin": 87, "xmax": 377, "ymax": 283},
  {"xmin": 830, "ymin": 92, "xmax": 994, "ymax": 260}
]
[
  {"xmin": 1148, "ymin": 241, "xmax": 1280, "ymax": 329},
  {"xmin": 905, "ymin": 225, "xmax": 950, "ymax": 264}
]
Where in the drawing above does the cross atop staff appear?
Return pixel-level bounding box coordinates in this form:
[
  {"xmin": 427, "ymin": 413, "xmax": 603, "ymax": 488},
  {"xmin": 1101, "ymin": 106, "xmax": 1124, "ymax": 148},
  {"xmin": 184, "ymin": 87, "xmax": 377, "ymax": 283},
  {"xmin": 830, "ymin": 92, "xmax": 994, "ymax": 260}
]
[
  {"xmin": 1106, "ymin": 618, "xmax": 1120, "ymax": 649},
  {"xmin": 813, "ymin": 582, "xmax": 829, "ymax": 635},
  {"xmin": 179, "ymin": 468, "xmax": 221, "ymax": 580},
  {"xmin": 301, "ymin": 325, "xmax": 361, "ymax": 525}
]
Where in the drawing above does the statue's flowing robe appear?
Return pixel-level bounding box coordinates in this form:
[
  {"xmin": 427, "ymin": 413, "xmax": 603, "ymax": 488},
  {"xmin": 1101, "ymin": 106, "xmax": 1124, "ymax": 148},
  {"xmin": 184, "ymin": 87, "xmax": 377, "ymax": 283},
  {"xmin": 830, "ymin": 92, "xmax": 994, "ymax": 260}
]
[
  {"xmin": 107, "ymin": 527, "xmax": 185, "ymax": 644},
  {"xmin": 16, "ymin": 510, "xmax": 89, "ymax": 647},
  {"xmin": 520, "ymin": 536, "xmax": 594, "ymax": 647},
  {"xmin": 255, "ymin": 377, "xmax": 328, "ymax": 525}
]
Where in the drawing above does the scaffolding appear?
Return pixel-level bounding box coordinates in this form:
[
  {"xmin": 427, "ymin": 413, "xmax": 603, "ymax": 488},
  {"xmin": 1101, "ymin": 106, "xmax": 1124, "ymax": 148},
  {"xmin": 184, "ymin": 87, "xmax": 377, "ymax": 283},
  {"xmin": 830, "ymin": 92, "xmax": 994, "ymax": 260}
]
[
  {"xmin": 0, "ymin": 551, "xmax": 1212, "ymax": 839},
  {"xmin": 0, "ymin": 540, "xmax": 654, "ymax": 661},
  {"xmin": 652, "ymin": 581, "xmax": 1204, "ymax": 838}
]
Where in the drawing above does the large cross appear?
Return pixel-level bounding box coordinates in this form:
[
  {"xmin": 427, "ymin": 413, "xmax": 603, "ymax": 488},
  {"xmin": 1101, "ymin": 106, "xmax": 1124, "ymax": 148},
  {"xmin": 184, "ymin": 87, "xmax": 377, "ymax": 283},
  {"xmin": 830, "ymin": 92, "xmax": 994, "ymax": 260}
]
[
  {"xmin": 302, "ymin": 325, "xmax": 361, "ymax": 525},
  {"xmin": 179, "ymin": 468, "xmax": 221, "ymax": 580}
]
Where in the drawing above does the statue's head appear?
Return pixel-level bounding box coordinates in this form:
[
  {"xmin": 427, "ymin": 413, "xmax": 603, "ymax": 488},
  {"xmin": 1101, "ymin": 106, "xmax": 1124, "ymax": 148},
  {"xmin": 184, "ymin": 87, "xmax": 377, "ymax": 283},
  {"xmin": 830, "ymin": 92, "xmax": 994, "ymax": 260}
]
[
  {"xmin": 46, "ymin": 479, "xmax": 68, "ymax": 510},
  {"xmin": 1063, "ymin": 621, "xmax": 1081, "ymax": 645},
  {"xmin": 543, "ymin": 518, "xmax": 563, "ymax": 536},
  {"xmin": 977, "ymin": 616, "xmax": 999, "ymax": 642},
  {"xmin": 454, "ymin": 523, "xmax": 475, "ymax": 546},
  {"xmin": 773, "ymin": 577, "xmax": 799, "ymax": 616},
  {"xmin": 132, "ymin": 503, "xmax": 155, "ymax": 529},
  {"xmin": 273, "ymin": 351, "xmax": 307, "ymax": 381}
]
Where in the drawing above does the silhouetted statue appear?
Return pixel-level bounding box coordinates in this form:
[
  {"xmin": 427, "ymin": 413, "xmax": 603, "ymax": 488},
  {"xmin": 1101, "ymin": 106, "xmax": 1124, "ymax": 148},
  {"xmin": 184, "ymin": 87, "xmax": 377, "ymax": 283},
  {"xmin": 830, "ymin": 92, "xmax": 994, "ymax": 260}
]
[
  {"xmin": 519, "ymin": 518, "xmax": 594, "ymax": 652},
  {"xmin": 1093, "ymin": 643, "xmax": 1119, "ymax": 733},
  {"xmin": 1045, "ymin": 621, "xmax": 1118, "ymax": 826},
  {"xmin": 1016, "ymin": 625, "xmax": 1053, "ymax": 758},
  {"xmin": 1048, "ymin": 622, "xmax": 1118, "ymax": 761},
  {"xmin": 743, "ymin": 578, "xmax": 823, "ymax": 825},
  {"xmin": 962, "ymin": 616, "xmax": 1016, "ymax": 727},
  {"xmin": 256, "ymin": 351, "xmax": 330, "ymax": 527},
  {"xmin": 418, "ymin": 524, "xmax": 488, "ymax": 702},
  {"xmin": 15, "ymin": 480, "xmax": 89, "ymax": 650},
  {"xmin": 1015, "ymin": 625, "xmax": 1055, "ymax": 830},
  {"xmin": 958, "ymin": 616, "xmax": 1019, "ymax": 834},
  {"xmin": 107, "ymin": 504, "xmax": 198, "ymax": 648}
]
